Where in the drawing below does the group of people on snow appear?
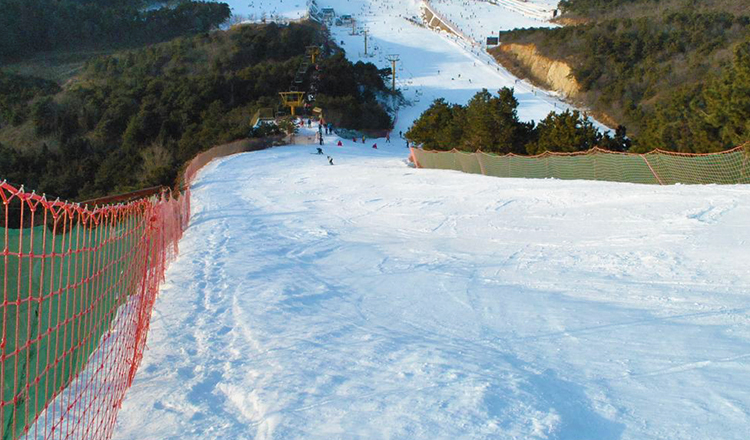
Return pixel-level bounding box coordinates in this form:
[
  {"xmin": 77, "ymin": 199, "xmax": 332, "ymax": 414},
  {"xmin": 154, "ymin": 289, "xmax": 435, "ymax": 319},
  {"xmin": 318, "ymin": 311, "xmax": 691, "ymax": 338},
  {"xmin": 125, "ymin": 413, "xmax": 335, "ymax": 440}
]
[{"xmin": 312, "ymin": 125, "xmax": 416, "ymax": 164}]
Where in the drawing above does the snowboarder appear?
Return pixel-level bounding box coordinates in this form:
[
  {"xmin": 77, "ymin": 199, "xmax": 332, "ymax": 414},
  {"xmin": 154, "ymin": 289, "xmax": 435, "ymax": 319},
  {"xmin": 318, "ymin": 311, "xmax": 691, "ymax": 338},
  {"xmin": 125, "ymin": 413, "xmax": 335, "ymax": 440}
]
[
  {"xmin": 337, "ymin": 140, "xmax": 343, "ymax": 146},
  {"xmin": 316, "ymin": 147, "xmax": 324, "ymax": 155},
  {"xmin": 372, "ymin": 143, "xmax": 378, "ymax": 149},
  {"xmin": 327, "ymin": 156, "xmax": 334, "ymax": 165}
]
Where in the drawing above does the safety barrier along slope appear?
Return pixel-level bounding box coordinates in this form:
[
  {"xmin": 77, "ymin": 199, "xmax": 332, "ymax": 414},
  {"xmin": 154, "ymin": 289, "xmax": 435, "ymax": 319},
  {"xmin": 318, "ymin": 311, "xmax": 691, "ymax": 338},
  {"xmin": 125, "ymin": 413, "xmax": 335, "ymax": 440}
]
[
  {"xmin": 410, "ymin": 146, "xmax": 750, "ymax": 185},
  {"xmin": 0, "ymin": 135, "xmax": 285, "ymax": 440}
]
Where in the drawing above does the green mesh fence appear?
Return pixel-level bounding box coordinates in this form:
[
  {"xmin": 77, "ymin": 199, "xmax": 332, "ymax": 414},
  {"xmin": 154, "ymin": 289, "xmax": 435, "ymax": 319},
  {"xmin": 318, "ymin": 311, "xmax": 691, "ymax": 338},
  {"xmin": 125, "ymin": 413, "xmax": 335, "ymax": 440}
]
[
  {"xmin": 411, "ymin": 147, "xmax": 750, "ymax": 185},
  {"xmin": 1, "ymin": 219, "xmax": 146, "ymax": 439}
]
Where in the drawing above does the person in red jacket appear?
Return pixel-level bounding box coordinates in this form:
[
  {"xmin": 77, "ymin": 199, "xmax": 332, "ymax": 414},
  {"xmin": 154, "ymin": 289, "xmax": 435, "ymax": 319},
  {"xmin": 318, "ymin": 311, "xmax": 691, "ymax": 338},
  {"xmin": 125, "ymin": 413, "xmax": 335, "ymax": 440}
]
[{"xmin": 372, "ymin": 143, "xmax": 378, "ymax": 149}]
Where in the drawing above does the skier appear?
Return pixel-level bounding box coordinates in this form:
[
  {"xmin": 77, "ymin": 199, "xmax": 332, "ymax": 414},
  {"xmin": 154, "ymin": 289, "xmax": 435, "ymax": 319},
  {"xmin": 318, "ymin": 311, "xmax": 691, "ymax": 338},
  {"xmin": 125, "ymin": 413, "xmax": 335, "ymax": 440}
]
[
  {"xmin": 362, "ymin": 135, "xmax": 366, "ymax": 144},
  {"xmin": 316, "ymin": 147, "xmax": 324, "ymax": 155},
  {"xmin": 327, "ymin": 156, "xmax": 334, "ymax": 165},
  {"xmin": 319, "ymin": 135, "xmax": 324, "ymax": 146},
  {"xmin": 386, "ymin": 133, "xmax": 390, "ymax": 143},
  {"xmin": 372, "ymin": 143, "xmax": 378, "ymax": 149},
  {"xmin": 337, "ymin": 140, "xmax": 343, "ymax": 146}
]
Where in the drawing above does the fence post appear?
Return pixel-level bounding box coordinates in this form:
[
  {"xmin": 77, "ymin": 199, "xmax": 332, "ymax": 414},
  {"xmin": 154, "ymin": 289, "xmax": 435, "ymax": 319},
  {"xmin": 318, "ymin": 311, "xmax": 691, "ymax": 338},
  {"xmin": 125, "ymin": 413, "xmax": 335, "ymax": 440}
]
[
  {"xmin": 476, "ymin": 150, "xmax": 486, "ymax": 175},
  {"xmin": 641, "ymin": 154, "xmax": 664, "ymax": 185},
  {"xmin": 409, "ymin": 147, "xmax": 421, "ymax": 168}
]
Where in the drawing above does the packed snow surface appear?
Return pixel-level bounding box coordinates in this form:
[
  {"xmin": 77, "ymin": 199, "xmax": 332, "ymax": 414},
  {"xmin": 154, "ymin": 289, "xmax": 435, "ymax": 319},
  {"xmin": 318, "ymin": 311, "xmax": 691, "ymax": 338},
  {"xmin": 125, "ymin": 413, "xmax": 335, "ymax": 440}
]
[{"xmin": 114, "ymin": 136, "xmax": 750, "ymax": 440}]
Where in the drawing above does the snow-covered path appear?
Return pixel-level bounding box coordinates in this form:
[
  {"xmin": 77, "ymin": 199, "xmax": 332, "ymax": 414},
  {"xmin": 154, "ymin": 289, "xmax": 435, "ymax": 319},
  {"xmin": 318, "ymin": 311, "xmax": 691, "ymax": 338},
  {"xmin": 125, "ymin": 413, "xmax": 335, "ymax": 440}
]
[{"xmin": 114, "ymin": 140, "xmax": 750, "ymax": 439}]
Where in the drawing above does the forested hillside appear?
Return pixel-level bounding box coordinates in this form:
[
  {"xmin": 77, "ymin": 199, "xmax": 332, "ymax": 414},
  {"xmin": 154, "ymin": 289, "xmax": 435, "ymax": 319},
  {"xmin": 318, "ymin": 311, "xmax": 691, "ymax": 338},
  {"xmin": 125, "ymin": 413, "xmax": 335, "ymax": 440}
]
[
  {"xmin": 0, "ymin": 21, "xmax": 393, "ymax": 200},
  {"xmin": 0, "ymin": 0, "xmax": 231, "ymax": 61},
  {"xmin": 492, "ymin": 0, "xmax": 750, "ymax": 153}
]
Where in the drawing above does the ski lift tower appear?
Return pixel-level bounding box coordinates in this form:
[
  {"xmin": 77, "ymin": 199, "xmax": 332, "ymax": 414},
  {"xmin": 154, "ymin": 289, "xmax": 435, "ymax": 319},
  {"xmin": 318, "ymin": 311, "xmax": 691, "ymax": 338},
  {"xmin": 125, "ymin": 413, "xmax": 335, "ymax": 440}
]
[
  {"xmin": 279, "ymin": 91, "xmax": 305, "ymax": 116},
  {"xmin": 306, "ymin": 46, "xmax": 321, "ymax": 64},
  {"xmin": 386, "ymin": 54, "xmax": 400, "ymax": 92},
  {"xmin": 363, "ymin": 27, "xmax": 369, "ymax": 56}
]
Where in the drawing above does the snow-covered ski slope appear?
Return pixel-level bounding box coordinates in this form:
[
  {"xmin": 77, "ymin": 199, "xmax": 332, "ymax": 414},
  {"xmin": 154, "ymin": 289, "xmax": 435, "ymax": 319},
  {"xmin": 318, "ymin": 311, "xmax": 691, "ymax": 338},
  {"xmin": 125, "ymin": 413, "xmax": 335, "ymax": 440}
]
[
  {"xmin": 325, "ymin": 0, "xmax": 588, "ymax": 134},
  {"xmin": 110, "ymin": 1, "xmax": 750, "ymax": 439},
  {"xmin": 214, "ymin": 0, "xmax": 600, "ymax": 134},
  {"xmin": 113, "ymin": 138, "xmax": 750, "ymax": 439},
  {"xmin": 219, "ymin": 0, "xmax": 309, "ymax": 21},
  {"xmin": 430, "ymin": 0, "xmax": 559, "ymax": 36}
]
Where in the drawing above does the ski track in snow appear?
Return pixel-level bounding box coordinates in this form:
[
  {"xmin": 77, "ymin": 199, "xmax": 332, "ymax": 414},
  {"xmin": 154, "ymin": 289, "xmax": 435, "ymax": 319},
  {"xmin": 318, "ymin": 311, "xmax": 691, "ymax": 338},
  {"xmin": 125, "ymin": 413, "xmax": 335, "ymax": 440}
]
[{"xmin": 111, "ymin": 1, "xmax": 750, "ymax": 439}]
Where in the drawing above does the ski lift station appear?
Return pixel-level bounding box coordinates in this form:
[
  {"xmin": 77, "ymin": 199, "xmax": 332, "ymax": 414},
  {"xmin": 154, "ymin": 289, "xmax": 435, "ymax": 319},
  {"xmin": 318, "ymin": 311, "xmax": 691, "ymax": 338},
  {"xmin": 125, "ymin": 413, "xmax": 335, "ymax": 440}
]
[{"xmin": 321, "ymin": 7, "xmax": 335, "ymax": 20}]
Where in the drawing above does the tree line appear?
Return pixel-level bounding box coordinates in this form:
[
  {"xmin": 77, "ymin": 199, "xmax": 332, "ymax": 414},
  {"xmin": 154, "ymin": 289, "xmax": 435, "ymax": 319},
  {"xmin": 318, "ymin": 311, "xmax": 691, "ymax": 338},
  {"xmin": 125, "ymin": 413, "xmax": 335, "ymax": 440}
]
[
  {"xmin": 0, "ymin": 0, "xmax": 231, "ymax": 61},
  {"xmin": 406, "ymin": 87, "xmax": 630, "ymax": 154}
]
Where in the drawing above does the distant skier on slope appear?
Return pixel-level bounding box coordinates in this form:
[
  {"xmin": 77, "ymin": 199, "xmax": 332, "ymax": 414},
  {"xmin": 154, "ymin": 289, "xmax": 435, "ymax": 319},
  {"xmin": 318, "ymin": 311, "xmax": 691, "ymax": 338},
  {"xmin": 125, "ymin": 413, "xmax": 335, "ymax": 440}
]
[
  {"xmin": 316, "ymin": 147, "xmax": 324, "ymax": 155},
  {"xmin": 327, "ymin": 156, "xmax": 334, "ymax": 165}
]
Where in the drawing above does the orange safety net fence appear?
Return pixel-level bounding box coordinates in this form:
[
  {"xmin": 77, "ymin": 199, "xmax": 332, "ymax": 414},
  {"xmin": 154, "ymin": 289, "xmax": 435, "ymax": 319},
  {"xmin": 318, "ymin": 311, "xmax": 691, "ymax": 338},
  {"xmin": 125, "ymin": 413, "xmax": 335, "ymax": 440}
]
[
  {"xmin": 410, "ymin": 145, "xmax": 750, "ymax": 185},
  {"xmin": 0, "ymin": 183, "xmax": 187, "ymax": 440},
  {"xmin": 0, "ymin": 135, "xmax": 284, "ymax": 440}
]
